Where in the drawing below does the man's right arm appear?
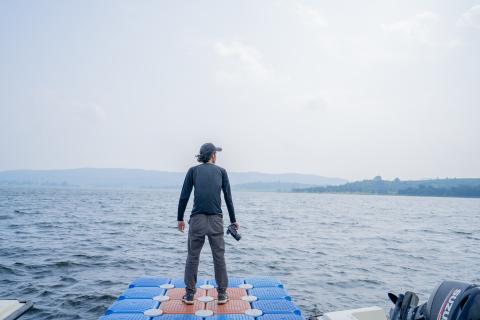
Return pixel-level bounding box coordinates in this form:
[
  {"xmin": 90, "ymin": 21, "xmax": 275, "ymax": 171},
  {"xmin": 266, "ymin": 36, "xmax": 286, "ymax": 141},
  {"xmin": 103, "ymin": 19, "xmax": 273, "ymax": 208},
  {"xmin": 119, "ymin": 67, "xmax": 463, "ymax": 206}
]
[{"xmin": 177, "ymin": 168, "xmax": 194, "ymax": 222}]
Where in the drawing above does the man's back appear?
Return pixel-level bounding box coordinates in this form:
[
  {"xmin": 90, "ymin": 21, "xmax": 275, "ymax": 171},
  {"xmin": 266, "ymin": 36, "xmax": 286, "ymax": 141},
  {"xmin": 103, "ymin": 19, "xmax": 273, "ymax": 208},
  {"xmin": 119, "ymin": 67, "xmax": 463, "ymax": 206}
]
[
  {"xmin": 177, "ymin": 163, "xmax": 236, "ymax": 223},
  {"xmin": 191, "ymin": 163, "xmax": 224, "ymax": 215}
]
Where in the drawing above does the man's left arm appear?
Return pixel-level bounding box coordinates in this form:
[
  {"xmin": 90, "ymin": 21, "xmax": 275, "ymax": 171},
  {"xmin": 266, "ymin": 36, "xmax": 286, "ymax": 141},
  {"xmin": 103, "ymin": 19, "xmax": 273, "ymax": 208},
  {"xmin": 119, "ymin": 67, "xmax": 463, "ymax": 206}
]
[{"xmin": 221, "ymin": 169, "xmax": 237, "ymax": 226}]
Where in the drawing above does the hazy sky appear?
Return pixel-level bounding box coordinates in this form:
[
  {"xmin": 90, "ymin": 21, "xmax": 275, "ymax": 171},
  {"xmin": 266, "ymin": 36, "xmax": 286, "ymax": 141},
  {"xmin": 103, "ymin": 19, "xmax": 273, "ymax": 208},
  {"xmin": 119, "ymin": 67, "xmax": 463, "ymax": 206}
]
[{"xmin": 1, "ymin": 1, "xmax": 479, "ymax": 180}]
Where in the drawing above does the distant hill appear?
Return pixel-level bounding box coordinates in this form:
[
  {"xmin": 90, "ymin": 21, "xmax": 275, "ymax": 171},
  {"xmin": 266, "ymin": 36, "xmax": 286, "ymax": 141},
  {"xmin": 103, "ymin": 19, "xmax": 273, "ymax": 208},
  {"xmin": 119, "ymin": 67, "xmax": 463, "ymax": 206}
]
[
  {"xmin": 233, "ymin": 181, "xmax": 319, "ymax": 192},
  {"xmin": 228, "ymin": 172, "xmax": 345, "ymax": 186},
  {"xmin": 0, "ymin": 168, "xmax": 346, "ymax": 189},
  {"xmin": 293, "ymin": 176, "xmax": 480, "ymax": 198}
]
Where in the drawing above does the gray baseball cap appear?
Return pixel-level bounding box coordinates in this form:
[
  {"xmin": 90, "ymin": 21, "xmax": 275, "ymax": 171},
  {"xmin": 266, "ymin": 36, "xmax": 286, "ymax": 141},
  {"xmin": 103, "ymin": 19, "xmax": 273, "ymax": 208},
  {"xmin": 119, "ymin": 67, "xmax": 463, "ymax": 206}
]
[{"xmin": 199, "ymin": 143, "xmax": 222, "ymax": 155}]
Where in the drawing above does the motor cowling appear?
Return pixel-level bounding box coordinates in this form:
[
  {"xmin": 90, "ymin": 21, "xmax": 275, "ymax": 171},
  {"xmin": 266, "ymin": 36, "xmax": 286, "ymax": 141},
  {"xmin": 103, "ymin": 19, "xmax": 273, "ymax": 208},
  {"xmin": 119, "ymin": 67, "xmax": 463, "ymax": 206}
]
[
  {"xmin": 389, "ymin": 281, "xmax": 480, "ymax": 320},
  {"xmin": 424, "ymin": 281, "xmax": 480, "ymax": 320}
]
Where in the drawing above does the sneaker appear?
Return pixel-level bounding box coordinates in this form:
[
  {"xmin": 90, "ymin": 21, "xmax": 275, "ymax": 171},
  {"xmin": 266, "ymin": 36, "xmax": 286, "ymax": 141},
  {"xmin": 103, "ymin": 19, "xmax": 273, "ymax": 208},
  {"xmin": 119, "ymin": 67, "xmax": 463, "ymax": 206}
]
[
  {"xmin": 217, "ymin": 292, "xmax": 229, "ymax": 304},
  {"xmin": 182, "ymin": 293, "xmax": 195, "ymax": 305}
]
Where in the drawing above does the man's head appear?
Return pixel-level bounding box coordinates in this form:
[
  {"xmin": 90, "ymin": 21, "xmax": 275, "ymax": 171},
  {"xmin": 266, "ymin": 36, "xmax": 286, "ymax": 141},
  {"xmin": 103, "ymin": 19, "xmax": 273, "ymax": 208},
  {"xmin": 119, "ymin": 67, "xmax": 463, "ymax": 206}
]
[{"xmin": 196, "ymin": 143, "xmax": 222, "ymax": 164}]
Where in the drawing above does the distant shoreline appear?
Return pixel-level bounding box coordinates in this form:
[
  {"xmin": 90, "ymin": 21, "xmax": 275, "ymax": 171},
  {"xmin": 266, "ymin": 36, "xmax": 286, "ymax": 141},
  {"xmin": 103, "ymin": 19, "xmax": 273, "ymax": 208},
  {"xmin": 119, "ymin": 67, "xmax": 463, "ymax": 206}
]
[
  {"xmin": 293, "ymin": 176, "xmax": 480, "ymax": 199},
  {"xmin": 291, "ymin": 191, "xmax": 480, "ymax": 199},
  {"xmin": 1, "ymin": 184, "xmax": 480, "ymax": 200}
]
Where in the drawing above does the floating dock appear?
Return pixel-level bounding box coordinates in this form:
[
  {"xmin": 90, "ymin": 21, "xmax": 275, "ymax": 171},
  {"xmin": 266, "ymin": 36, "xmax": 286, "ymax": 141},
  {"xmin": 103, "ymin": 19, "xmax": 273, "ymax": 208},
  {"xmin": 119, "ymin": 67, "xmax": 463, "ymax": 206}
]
[{"xmin": 100, "ymin": 277, "xmax": 304, "ymax": 320}]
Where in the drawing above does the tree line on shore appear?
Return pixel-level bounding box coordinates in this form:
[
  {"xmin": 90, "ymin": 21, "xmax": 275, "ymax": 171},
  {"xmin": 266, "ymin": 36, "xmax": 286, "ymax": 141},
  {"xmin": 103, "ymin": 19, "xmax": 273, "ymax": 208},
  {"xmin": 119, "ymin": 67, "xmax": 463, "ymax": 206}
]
[{"xmin": 293, "ymin": 176, "xmax": 480, "ymax": 198}]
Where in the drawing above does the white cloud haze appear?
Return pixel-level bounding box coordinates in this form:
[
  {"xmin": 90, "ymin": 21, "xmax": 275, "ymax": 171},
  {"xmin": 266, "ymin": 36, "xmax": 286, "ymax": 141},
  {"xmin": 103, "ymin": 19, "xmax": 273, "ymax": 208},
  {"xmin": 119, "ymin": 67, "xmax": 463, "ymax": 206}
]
[
  {"xmin": 459, "ymin": 4, "xmax": 480, "ymax": 29},
  {"xmin": 0, "ymin": 1, "xmax": 479, "ymax": 180}
]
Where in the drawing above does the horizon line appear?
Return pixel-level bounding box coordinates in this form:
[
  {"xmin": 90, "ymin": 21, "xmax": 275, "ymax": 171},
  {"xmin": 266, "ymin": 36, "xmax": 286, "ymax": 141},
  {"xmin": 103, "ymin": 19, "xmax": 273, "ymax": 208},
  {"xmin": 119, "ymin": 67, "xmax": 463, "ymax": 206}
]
[{"xmin": 1, "ymin": 167, "xmax": 479, "ymax": 182}]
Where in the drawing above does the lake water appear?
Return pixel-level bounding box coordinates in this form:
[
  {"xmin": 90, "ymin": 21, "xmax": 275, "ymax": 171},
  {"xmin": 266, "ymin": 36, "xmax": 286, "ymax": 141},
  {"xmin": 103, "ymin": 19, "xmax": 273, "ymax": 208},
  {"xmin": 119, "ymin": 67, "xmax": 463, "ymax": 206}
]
[{"xmin": 1, "ymin": 187, "xmax": 479, "ymax": 319}]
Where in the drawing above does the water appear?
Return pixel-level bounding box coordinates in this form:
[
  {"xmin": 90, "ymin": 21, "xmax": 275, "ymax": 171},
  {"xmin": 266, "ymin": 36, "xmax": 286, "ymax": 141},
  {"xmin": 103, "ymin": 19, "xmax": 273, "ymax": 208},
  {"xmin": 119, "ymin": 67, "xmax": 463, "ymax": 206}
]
[{"xmin": 1, "ymin": 187, "xmax": 479, "ymax": 319}]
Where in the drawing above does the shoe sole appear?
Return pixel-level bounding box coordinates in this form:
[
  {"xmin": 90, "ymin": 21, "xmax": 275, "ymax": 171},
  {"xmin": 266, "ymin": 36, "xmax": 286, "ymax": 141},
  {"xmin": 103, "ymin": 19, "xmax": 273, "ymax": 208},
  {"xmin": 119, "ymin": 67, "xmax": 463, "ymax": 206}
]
[
  {"xmin": 217, "ymin": 298, "xmax": 229, "ymax": 305},
  {"xmin": 182, "ymin": 299, "xmax": 195, "ymax": 305}
]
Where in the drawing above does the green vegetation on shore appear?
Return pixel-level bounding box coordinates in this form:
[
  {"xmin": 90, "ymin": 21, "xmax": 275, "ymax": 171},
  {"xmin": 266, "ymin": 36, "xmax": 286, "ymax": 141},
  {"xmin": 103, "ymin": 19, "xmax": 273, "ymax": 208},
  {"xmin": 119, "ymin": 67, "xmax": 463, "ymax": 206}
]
[{"xmin": 293, "ymin": 176, "xmax": 480, "ymax": 198}]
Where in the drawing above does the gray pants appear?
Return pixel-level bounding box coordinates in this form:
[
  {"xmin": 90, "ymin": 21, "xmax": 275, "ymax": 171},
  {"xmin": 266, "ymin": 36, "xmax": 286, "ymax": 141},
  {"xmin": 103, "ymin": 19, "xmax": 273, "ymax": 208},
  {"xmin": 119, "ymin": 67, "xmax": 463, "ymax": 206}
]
[{"xmin": 184, "ymin": 214, "xmax": 228, "ymax": 294}]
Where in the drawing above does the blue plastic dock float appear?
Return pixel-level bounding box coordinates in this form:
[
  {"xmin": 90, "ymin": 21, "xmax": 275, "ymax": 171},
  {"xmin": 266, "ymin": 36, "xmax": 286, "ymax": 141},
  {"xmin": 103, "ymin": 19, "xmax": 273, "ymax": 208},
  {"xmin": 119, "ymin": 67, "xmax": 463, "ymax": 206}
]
[
  {"xmin": 99, "ymin": 314, "xmax": 152, "ymax": 320},
  {"xmin": 248, "ymin": 288, "xmax": 291, "ymax": 301},
  {"xmin": 259, "ymin": 315, "xmax": 305, "ymax": 320},
  {"xmin": 100, "ymin": 276, "xmax": 302, "ymax": 320},
  {"xmin": 120, "ymin": 288, "xmax": 166, "ymax": 300},
  {"xmin": 129, "ymin": 277, "xmax": 171, "ymax": 288},
  {"xmin": 159, "ymin": 315, "xmax": 203, "ymax": 320},
  {"xmin": 210, "ymin": 315, "xmax": 255, "ymax": 320},
  {"xmin": 251, "ymin": 300, "xmax": 301, "ymax": 315},
  {"xmin": 106, "ymin": 299, "xmax": 159, "ymax": 314},
  {"xmin": 244, "ymin": 277, "xmax": 284, "ymax": 288}
]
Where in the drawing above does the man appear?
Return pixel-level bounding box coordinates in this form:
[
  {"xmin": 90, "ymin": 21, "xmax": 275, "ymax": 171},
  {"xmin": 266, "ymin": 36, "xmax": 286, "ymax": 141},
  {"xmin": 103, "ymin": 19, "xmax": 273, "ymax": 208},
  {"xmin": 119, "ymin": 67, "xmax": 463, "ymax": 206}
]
[{"xmin": 177, "ymin": 143, "xmax": 239, "ymax": 305}]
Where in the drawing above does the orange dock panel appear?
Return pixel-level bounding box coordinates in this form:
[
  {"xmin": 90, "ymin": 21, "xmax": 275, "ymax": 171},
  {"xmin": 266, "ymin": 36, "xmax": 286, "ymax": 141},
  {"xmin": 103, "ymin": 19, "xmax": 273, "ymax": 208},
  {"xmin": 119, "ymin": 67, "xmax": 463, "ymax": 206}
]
[
  {"xmin": 166, "ymin": 288, "xmax": 206, "ymax": 300},
  {"xmin": 207, "ymin": 288, "xmax": 247, "ymax": 300},
  {"xmin": 206, "ymin": 300, "xmax": 251, "ymax": 314},
  {"xmin": 160, "ymin": 300, "xmax": 205, "ymax": 314}
]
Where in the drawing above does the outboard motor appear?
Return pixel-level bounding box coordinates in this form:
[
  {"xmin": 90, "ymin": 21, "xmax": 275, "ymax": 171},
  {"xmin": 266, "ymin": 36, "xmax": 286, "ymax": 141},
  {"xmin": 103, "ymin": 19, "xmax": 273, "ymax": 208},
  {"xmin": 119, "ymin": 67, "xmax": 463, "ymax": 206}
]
[{"xmin": 389, "ymin": 281, "xmax": 480, "ymax": 320}]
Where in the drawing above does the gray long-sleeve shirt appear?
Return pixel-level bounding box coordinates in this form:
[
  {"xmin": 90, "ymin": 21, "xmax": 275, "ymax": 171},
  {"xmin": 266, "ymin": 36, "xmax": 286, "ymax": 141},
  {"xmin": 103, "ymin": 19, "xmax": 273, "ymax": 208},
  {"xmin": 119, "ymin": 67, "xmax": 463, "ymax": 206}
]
[{"xmin": 177, "ymin": 163, "xmax": 236, "ymax": 223}]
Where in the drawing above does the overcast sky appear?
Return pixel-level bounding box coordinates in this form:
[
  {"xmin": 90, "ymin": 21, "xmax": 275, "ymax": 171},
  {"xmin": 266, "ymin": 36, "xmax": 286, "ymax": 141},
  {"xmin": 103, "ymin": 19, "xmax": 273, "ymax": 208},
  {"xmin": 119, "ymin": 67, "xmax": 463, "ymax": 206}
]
[{"xmin": 1, "ymin": 1, "xmax": 479, "ymax": 180}]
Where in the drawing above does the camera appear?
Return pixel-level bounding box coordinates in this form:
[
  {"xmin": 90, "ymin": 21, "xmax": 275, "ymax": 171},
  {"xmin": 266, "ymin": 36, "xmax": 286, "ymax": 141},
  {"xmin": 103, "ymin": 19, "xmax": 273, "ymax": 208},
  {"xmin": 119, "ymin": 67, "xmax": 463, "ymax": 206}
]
[
  {"xmin": 226, "ymin": 224, "xmax": 241, "ymax": 241},
  {"xmin": 389, "ymin": 280, "xmax": 480, "ymax": 320}
]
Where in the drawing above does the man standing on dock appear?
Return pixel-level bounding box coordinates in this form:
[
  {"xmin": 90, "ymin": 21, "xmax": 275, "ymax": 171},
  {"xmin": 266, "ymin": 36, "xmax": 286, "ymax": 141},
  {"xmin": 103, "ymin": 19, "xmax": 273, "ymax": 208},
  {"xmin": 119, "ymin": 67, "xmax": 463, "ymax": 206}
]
[{"xmin": 177, "ymin": 143, "xmax": 239, "ymax": 305}]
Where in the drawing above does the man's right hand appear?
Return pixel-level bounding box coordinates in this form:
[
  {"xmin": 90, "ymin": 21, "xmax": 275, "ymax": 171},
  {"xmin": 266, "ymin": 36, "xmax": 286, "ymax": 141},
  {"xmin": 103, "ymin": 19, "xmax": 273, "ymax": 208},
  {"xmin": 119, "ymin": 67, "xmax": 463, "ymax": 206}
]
[
  {"xmin": 233, "ymin": 222, "xmax": 240, "ymax": 229},
  {"xmin": 178, "ymin": 221, "xmax": 185, "ymax": 233}
]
